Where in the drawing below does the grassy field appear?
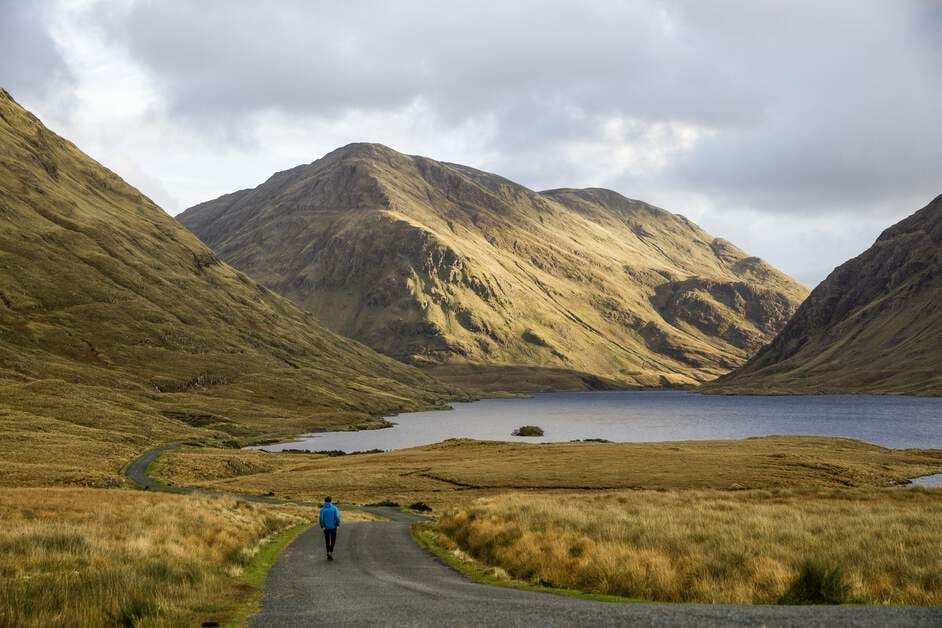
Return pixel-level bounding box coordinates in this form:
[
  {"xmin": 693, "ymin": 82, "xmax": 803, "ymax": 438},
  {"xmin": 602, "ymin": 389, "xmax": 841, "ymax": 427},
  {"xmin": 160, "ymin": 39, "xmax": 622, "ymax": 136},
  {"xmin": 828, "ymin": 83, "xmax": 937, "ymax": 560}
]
[
  {"xmin": 153, "ymin": 436, "xmax": 942, "ymax": 508},
  {"xmin": 0, "ymin": 488, "xmax": 320, "ymax": 626},
  {"xmin": 433, "ymin": 488, "xmax": 942, "ymax": 605}
]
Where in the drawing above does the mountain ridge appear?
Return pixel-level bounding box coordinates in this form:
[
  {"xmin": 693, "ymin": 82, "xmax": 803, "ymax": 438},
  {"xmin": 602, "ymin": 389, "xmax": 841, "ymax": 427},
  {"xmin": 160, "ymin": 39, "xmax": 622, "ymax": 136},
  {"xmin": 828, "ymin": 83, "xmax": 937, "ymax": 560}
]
[
  {"xmin": 710, "ymin": 193, "xmax": 942, "ymax": 395},
  {"xmin": 180, "ymin": 143, "xmax": 808, "ymax": 390},
  {"xmin": 0, "ymin": 91, "xmax": 457, "ymax": 486}
]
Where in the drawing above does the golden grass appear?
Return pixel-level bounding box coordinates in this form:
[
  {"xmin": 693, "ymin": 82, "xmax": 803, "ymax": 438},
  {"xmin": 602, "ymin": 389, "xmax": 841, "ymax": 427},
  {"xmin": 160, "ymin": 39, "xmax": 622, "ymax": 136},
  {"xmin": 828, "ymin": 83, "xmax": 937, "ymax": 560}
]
[
  {"xmin": 0, "ymin": 384, "xmax": 199, "ymax": 488},
  {"xmin": 0, "ymin": 488, "xmax": 312, "ymax": 626},
  {"xmin": 155, "ymin": 436, "xmax": 942, "ymax": 509},
  {"xmin": 435, "ymin": 488, "xmax": 942, "ymax": 605}
]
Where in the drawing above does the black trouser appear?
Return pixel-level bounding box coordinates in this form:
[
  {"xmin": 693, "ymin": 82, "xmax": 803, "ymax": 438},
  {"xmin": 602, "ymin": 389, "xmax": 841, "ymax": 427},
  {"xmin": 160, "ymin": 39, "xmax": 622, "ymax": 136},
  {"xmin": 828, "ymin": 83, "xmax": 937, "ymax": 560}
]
[{"xmin": 324, "ymin": 528, "xmax": 337, "ymax": 554}]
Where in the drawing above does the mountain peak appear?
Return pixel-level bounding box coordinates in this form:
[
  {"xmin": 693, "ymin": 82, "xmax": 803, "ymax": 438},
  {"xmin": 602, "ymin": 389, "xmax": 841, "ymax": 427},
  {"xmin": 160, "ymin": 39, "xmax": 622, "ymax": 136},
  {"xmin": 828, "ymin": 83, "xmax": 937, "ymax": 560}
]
[
  {"xmin": 179, "ymin": 148, "xmax": 808, "ymax": 388},
  {"xmin": 322, "ymin": 142, "xmax": 406, "ymax": 163}
]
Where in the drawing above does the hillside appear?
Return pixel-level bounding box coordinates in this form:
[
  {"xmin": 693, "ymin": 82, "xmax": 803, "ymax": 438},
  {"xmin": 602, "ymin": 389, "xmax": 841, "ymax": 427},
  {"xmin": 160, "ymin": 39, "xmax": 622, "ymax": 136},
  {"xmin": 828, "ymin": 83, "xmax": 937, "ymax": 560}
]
[
  {"xmin": 180, "ymin": 143, "xmax": 808, "ymax": 389},
  {"xmin": 0, "ymin": 90, "xmax": 456, "ymax": 487},
  {"xmin": 710, "ymin": 195, "xmax": 942, "ymax": 395}
]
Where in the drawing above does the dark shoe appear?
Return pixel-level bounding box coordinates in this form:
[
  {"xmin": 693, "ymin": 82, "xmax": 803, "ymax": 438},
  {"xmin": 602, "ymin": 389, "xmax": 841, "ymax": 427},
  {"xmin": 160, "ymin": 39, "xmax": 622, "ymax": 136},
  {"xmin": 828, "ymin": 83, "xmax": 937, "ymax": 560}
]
[{"xmin": 327, "ymin": 553, "xmax": 333, "ymax": 561}]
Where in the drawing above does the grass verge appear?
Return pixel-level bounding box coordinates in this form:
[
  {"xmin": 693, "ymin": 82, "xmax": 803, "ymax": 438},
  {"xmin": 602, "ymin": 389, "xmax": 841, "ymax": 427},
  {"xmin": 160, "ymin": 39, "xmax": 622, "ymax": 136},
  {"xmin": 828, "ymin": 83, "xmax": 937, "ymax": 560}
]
[
  {"xmin": 0, "ymin": 488, "xmax": 311, "ymax": 627},
  {"xmin": 434, "ymin": 488, "xmax": 942, "ymax": 605},
  {"xmin": 226, "ymin": 523, "xmax": 310, "ymax": 627},
  {"xmin": 411, "ymin": 523, "xmax": 644, "ymax": 604}
]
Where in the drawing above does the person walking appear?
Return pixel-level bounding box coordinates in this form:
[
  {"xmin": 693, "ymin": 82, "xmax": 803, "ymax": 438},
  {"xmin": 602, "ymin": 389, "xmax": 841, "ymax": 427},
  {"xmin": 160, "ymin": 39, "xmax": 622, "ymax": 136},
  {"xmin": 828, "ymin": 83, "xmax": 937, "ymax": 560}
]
[{"xmin": 319, "ymin": 496, "xmax": 341, "ymax": 560}]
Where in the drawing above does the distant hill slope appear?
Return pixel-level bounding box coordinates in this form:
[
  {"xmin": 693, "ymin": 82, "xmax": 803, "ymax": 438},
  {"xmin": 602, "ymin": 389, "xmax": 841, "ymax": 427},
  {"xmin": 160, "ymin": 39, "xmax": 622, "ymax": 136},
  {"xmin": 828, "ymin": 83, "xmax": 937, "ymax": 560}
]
[
  {"xmin": 711, "ymin": 195, "xmax": 942, "ymax": 395},
  {"xmin": 0, "ymin": 90, "xmax": 456, "ymax": 487},
  {"xmin": 179, "ymin": 143, "xmax": 808, "ymax": 389}
]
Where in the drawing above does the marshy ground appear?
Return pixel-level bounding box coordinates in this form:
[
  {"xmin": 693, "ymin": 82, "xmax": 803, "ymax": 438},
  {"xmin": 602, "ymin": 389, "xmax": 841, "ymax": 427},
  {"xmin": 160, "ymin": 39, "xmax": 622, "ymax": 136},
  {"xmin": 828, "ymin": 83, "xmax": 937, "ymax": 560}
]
[{"xmin": 153, "ymin": 435, "xmax": 942, "ymax": 507}]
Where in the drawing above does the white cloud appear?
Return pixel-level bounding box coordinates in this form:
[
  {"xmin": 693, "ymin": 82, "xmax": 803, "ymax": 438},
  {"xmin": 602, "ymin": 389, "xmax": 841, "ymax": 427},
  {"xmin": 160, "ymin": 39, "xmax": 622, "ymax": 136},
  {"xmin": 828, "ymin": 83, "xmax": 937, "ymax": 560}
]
[{"xmin": 3, "ymin": 0, "xmax": 939, "ymax": 284}]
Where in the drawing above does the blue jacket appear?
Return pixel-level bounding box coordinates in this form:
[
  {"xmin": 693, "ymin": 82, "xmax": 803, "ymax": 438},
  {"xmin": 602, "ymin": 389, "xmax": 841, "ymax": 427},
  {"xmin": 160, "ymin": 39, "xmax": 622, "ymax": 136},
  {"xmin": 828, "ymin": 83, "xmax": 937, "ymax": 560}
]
[{"xmin": 319, "ymin": 502, "xmax": 341, "ymax": 529}]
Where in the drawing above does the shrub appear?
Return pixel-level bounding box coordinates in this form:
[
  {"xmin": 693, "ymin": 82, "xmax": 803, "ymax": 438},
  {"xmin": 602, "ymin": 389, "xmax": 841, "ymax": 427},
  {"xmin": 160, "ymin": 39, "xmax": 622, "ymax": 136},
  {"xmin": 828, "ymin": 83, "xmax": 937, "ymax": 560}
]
[
  {"xmin": 779, "ymin": 560, "xmax": 850, "ymax": 605},
  {"xmin": 512, "ymin": 425, "xmax": 544, "ymax": 437},
  {"xmin": 408, "ymin": 502, "xmax": 433, "ymax": 512}
]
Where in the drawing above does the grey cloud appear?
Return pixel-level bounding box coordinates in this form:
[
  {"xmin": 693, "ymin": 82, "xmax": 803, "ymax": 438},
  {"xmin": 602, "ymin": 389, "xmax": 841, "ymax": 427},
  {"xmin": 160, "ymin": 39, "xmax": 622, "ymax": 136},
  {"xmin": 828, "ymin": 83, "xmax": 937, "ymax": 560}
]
[
  {"xmin": 4, "ymin": 0, "xmax": 941, "ymax": 284},
  {"xmin": 665, "ymin": 1, "xmax": 942, "ymax": 215},
  {"xmin": 96, "ymin": 1, "xmax": 755, "ymax": 124},
  {"xmin": 87, "ymin": 0, "xmax": 941, "ymax": 218},
  {"xmin": 0, "ymin": 1, "xmax": 74, "ymax": 102}
]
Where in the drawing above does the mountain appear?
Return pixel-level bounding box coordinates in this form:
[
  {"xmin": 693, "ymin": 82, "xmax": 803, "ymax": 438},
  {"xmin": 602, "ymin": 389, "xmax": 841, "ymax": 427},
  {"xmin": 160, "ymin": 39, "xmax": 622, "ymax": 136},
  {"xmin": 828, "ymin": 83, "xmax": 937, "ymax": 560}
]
[
  {"xmin": 179, "ymin": 143, "xmax": 808, "ymax": 390},
  {"xmin": 711, "ymin": 195, "xmax": 942, "ymax": 395},
  {"xmin": 0, "ymin": 90, "xmax": 456, "ymax": 487}
]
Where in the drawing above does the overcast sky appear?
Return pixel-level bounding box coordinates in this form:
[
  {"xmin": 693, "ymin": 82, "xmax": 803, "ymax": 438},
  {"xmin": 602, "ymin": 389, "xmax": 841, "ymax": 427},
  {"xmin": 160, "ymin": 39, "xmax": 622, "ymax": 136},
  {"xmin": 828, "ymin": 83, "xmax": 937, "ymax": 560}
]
[{"xmin": 2, "ymin": 1, "xmax": 940, "ymax": 285}]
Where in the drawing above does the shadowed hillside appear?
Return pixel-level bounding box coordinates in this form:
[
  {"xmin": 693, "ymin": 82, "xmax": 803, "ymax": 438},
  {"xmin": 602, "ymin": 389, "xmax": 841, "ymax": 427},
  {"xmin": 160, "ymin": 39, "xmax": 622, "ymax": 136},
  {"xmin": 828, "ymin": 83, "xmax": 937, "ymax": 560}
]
[
  {"xmin": 0, "ymin": 90, "xmax": 457, "ymax": 486},
  {"xmin": 179, "ymin": 143, "xmax": 808, "ymax": 390},
  {"xmin": 711, "ymin": 194, "xmax": 942, "ymax": 395}
]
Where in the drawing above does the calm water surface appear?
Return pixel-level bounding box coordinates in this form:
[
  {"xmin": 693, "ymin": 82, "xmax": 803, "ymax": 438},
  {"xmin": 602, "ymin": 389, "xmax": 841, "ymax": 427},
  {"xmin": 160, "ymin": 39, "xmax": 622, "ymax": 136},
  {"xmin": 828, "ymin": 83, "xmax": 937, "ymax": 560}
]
[
  {"xmin": 254, "ymin": 391, "xmax": 942, "ymax": 453},
  {"xmin": 910, "ymin": 474, "xmax": 942, "ymax": 487}
]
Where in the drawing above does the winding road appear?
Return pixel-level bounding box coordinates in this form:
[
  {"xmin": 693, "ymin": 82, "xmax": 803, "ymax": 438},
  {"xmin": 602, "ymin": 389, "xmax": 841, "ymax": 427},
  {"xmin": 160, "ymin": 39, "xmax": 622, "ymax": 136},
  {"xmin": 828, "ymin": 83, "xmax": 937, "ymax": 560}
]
[
  {"xmin": 126, "ymin": 446, "xmax": 942, "ymax": 627},
  {"xmin": 124, "ymin": 441, "xmax": 292, "ymax": 504}
]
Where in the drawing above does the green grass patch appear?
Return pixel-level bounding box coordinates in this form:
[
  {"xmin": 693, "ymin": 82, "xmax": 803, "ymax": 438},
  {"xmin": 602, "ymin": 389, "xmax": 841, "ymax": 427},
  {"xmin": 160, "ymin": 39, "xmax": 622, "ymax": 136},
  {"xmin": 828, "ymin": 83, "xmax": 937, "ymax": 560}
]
[
  {"xmin": 226, "ymin": 523, "xmax": 309, "ymax": 627},
  {"xmin": 410, "ymin": 523, "xmax": 644, "ymax": 605}
]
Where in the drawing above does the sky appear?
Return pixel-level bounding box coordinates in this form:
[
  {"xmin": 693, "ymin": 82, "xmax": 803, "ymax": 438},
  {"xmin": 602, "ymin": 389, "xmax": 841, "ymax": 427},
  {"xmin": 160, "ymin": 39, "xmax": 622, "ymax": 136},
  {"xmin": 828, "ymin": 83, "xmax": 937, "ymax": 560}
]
[{"xmin": 2, "ymin": 1, "xmax": 940, "ymax": 286}]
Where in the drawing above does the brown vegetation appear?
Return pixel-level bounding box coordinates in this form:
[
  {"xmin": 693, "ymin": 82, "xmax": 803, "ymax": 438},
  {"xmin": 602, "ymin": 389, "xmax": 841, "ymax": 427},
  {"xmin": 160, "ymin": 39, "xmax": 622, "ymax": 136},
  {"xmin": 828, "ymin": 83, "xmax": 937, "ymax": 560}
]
[
  {"xmin": 420, "ymin": 363, "xmax": 628, "ymax": 395},
  {"xmin": 0, "ymin": 488, "xmax": 311, "ymax": 626},
  {"xmin": 155, "ymin": 436, "xmax": 942, "ymax": 508},
  {"xmin": 434, "ymin": 488, "xmax": 942, "ymax": 604}
]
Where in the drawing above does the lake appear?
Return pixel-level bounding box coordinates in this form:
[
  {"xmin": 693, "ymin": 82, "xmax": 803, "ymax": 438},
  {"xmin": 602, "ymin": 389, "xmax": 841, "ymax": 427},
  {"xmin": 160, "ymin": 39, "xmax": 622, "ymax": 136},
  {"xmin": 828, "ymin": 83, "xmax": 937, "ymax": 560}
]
[
  {"xmin": 909, "ymin": 474, "xmax": 942, "ymax": 487},
  {"xmin": 253, "ymin": 391, "xmax": 942, "ymax": 453}
]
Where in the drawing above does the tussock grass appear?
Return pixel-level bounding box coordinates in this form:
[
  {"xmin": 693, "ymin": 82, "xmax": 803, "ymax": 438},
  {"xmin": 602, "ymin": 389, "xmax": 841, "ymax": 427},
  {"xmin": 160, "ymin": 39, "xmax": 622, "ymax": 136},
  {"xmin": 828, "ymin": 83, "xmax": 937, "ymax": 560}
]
[
  {"xmin": 0, "ymin": 488, "xmax": 309, "ymax": 626},
  {"xmin": 435, "ymin": 488, "xmax": 942, "ymax": 605}
]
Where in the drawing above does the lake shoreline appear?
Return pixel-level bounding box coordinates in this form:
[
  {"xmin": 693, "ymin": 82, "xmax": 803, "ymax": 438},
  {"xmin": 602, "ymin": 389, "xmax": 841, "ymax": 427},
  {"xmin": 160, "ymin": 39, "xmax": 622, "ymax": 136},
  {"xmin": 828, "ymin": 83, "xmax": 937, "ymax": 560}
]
[{"xmin": 249, "ymin": 390, "xmax": 942, "ymax": 454}]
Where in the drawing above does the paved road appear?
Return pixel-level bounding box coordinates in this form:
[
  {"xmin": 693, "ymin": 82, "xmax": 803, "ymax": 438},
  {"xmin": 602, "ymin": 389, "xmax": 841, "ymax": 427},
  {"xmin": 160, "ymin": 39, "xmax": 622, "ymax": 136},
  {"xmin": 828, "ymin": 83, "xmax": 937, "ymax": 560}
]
[
  {"xmin": 124, "ymin": 441, "xmax": 300, "ymax": 505},
  {"xmin": 125, "ymin": 445, "xmax": 942, "ymax": 627},
  {"xmin": 252, "ymin": 508, "xmax": 942, "ymax": 628}
]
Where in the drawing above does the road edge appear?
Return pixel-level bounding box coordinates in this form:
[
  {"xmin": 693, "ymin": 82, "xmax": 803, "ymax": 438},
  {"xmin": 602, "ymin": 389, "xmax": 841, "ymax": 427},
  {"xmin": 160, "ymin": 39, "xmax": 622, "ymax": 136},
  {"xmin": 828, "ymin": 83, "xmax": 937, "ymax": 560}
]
[{"xmin": 226, "ymin": 522, "xmax": 312, "ymax": 628}]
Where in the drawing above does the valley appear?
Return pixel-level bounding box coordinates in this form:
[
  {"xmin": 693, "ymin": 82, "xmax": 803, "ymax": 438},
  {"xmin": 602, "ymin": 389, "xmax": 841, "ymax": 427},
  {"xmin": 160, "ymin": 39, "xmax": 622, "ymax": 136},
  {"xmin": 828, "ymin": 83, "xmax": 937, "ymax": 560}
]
[
  {"xmin": 1, "ymin": 85, "xmax": 939, "ymax": 626},
  {"xmin": 0, "ymin": 89, "xmax": 460, "ymax": 488},
  {"xmin": 711, "ymin": 195, "xmax": 942, "ymax": 396}
]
